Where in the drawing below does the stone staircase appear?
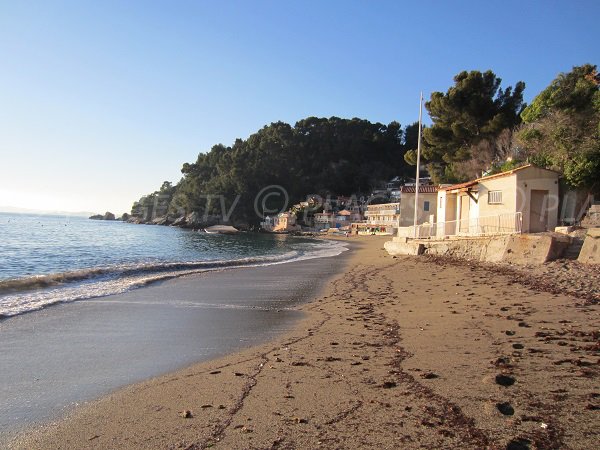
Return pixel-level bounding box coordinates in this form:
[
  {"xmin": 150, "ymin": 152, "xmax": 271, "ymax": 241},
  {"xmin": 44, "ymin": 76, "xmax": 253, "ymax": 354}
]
[{"xmin": 581, "ymin": 204, "xmax": 600, "ymax": 228}]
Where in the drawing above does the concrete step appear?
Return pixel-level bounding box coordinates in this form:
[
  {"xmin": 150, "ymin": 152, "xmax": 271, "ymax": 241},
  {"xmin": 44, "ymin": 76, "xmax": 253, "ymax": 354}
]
[{"xmin": 563, "ymin": 237, "xmax": 585, "ymax": 259}]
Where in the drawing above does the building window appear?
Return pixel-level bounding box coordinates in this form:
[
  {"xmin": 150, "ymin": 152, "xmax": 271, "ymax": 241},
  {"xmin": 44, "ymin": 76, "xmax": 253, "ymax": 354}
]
[
  {"xmin": 488, "ymin": 191, "xmax": 503, "ymax": 204},
  {"xmin": 423, "ymin": 201, "xmax": 430, "ymax": 212}
]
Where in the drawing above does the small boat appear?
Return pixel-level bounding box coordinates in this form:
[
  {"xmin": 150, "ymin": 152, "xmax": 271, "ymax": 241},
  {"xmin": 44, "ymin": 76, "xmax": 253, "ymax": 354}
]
[{"xmin": 202, "ymin": 225, "xmax": 239, "ymax": 235}]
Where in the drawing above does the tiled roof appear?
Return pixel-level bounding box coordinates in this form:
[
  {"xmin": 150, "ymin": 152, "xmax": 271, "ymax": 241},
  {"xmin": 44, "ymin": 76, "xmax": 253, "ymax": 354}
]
[
  {"xmin": 400, "ymin": 185, "xmax": 440, "ymax": 194},
  {"xmin": 440, "ymin": 180, "xmax": 479, "ymax": 192},
  {"xmin": 440, "ymin": 164, "xmax": 560, "ymax": 192}
]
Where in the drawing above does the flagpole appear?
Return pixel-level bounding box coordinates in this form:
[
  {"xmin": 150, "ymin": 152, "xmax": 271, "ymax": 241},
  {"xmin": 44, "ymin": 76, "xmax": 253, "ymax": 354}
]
[{"xmin": 413, "ymin": 92, "xmax": 423, "ymax": 238}]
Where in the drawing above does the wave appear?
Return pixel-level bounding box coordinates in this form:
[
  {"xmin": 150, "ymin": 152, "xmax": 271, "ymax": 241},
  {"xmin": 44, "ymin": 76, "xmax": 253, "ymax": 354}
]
[
  {"xmin": 0, "ymin": 252, "xmax": 300, "ymax": 295},
  {"xmin": 0, "ymin": 240, "xmax": 348, "ymax": 318}
]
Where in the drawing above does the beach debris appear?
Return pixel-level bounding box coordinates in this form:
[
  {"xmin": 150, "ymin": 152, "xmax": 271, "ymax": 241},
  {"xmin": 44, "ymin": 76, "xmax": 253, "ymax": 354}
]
[
  {"xmin": 421, "ymin": 372, "xmax": 439, "ymax": 379},
  {"xmin": 294, "ymin": 417, "xmax": 308, "ymax": 424},
  {"xmin": 234, "ymin": 372, "xmax": 245, "ymax": 376},
  {"xmin": 496, "ymin": 402, "xmax": 515, "ymax": 416},
  {"xmin": 201, "ymin": 404, "xmax": 213, "ymax": 408},
  {"xmin": 209, "ymin": 370, "xmax": 221, "ymax": 375},
  {"xmin": 179, "ymin": 410, "xmax": 193, "ymax": 418},
  {"xmin": 540, "ymin": 422, "xmax": 548, "ymax": 429},
  {"xmin": 495, "ymin": 374, "xmax": 516, "ymax": 387},
  {"xmin": 506, "ymin": 438, "xmax": 531, "ymax": 450},
  {"xmin": 88, "ymin": 435, "xmax": 100, "ymax": 441},
  {"xmin": 290, "ymin": 361, "xmax": 308, "ymax": 366},
  {"xmin": 505, "ymin": 330, "xmax": 516, "ymax": 336},
  {"xmin": 275, "ymin": 357, "xmax": 283, "ymax": 362}
]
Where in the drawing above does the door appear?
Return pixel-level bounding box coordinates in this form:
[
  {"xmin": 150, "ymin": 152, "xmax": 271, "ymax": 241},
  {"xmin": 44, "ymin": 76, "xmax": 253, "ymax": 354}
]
[{"xmin": 529, "ymin": 190, "xmax": 549, "ymax": 232}]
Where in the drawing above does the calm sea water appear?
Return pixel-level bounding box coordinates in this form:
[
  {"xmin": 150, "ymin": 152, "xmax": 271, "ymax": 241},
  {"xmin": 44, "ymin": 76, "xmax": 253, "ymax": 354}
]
[{"xmin": 0, "ymin": 213, "xmax": 346, "ymax": 317}]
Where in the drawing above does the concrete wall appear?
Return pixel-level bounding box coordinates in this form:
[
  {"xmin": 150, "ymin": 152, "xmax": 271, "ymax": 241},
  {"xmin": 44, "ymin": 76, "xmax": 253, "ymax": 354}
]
[
  {"xmin": 385, "ymin": 233, "xmax": 571, "ymax": 264},
  {"xmin": 578, "ymin": 228, "xmax": 600, "ymax": 264},
  {"xmin": 515, "ymin": 167, "xmax": 560, "ymax": 232},
  {"xmin": 399, "ymin": 192, "xmax": 438, "ymax": 227},
  {"xmin": 478, "ymin": 175, "xmax": 518, "ymax": 219}
]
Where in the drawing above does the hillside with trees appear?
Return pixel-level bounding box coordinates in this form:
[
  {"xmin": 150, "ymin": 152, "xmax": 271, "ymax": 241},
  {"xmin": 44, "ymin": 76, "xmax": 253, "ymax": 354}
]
[
  {"xmin": 131, "ymin": 64, "xmax": 598, "ymax": 228},
  {"xmin": 131, "ymin": 117, "xmax": 417, "ymax": 226}
]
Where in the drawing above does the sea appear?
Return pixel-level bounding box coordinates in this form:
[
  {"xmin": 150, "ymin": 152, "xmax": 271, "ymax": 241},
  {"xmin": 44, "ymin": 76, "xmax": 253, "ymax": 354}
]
[
  {"xmin": 0, "ymin": 212, "xmax": 347, "ymax": 318},
  {"xmin": 0, "ymin": 212, "xmax": 350, "ymax": 438}
]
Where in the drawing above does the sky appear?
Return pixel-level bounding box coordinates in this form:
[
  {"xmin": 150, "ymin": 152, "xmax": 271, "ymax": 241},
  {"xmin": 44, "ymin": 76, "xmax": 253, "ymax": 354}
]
[{"xmin": 0, "ymin": 0, "xmax": 598, "ymax": 215}]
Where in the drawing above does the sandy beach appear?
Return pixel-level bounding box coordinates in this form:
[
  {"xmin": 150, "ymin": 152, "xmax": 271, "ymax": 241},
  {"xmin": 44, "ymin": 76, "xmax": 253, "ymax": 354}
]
[{"xmin": 8, "ymin": 236, "xmax": 599, "ymax": 449}]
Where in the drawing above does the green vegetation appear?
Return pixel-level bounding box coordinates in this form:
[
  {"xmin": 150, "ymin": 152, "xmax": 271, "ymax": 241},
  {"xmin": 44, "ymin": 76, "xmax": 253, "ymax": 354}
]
[
  {"xmin": 404, "ymin": 70, "xmax": 526, "ymax": 182},
  {"xmin": 132, "ymin": 64, "xmax": 599, "ymax": 227},
  {"xmin": 131, "ymin": 117, "xmax": 416, "ymax": 225},
  {"xmin": 517, "ymin": 64, "xmax": 599, "ymax": 191}
]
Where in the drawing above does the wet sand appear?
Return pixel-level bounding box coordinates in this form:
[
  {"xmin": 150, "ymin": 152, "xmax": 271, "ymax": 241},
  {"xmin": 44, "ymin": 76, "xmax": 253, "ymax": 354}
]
[
  {"xmin": 0, "ymin": 252, "xmax": 348, "ymax": 441},
  {"xmin": 7, "ymin": 236, "xmax": 600, "ymax": 449}
]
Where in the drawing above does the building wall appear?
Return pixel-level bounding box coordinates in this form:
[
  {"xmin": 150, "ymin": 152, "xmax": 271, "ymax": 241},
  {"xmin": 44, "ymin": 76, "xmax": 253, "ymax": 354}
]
[
  {"xmin": 472, "ymin": 167, "xmax": 559, "ymax": 233},
  {"xmin": 515, "ymin": 167, "xmax": 559, "ymax": 232},
  {"xmin": 478, "ymin": 176, "xmax": 518, "ymax": 219},
  {"xmin": 399, "ymin": 193, "xmax": 437, "ymax": 227}
]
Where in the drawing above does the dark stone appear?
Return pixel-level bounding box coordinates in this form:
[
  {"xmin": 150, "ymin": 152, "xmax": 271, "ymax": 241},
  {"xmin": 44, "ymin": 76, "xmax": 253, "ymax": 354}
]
[
  {"xmin": 496, "ymin": 402, "xmax": 515, "ymax": 415},
  {"xmin": 495, "ymin": 374, "xmax": 516, "ymax": 387},
  {"xmin": 506, "ymin": 438, "xmax": 531, "ymax": 450},
  {"xmin": 512, "ymin": 343, "xmax": 525, "ymax": 349},
  {"xmin": 421, "ymin": 372, "xmax": 439, "ymax": 379}
]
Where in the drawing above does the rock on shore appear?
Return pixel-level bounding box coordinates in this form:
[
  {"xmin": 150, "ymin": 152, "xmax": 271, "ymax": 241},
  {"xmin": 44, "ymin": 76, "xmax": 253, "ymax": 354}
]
[{"xmin": 89, "ymin": 212, "xmax": 116, "ymax": 221}]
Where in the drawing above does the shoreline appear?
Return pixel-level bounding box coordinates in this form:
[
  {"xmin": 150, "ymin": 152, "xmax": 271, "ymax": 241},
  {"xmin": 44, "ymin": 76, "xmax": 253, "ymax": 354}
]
[
  {"xmin": 0, "ymin": 243, "xmax": 352, "ymax": 443},
  {"xmin": 7, "ymin": 236, "xmax": 600, "ymax": 449}
]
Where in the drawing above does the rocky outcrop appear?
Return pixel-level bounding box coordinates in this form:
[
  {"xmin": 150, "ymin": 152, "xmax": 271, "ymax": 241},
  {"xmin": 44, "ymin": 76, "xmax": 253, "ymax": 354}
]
[
  {"xmin": 123, "ymin": 211, "xmax": 248, "ymax": 230},
  {"xmin": 89, "ymin": 212, "xmax": 116, "ymax": 221}
]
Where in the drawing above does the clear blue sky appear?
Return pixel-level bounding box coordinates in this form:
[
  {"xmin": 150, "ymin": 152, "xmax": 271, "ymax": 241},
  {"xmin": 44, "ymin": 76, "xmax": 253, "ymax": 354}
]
[{"xmin": 0, "ymin": 0, "xmax": 598, "ymax": 214}]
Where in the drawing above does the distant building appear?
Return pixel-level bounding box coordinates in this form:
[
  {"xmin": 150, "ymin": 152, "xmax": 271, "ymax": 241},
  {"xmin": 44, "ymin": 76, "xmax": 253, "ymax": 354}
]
[
  {"xmin": 352, "ymin": 202, "xmax": 400, "ymax": 235},
  {"xmin": 260, "ymin": 212, "xmax": 300, "ymax": 233}
]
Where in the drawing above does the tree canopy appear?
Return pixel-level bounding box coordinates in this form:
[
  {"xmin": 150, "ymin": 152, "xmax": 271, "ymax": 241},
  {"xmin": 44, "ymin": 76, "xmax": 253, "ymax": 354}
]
[
  {"xmin": 405, "ymin": 70, "xmax": 526, "ymax": 182},
  {"xmin": 517, "ymin": 64, "xmax": 599, "ymax": 191},
  {"xmin": 132, "ymin": 117, "xmax": 416, "ymax": 225}
]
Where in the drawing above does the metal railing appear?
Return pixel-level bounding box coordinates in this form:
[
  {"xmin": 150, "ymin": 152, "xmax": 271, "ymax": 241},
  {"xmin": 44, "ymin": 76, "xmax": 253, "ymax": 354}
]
[{"xmin": 397, "ymin": 212, "xmax": 522, "ymax": 239}]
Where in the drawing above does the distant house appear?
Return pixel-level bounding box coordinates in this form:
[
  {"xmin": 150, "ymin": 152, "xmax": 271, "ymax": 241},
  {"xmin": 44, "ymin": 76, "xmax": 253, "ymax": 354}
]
[
  {"xmin": 260, "ymin": 212, "xmax": 300, "ymax": 233},
  {"xmin": 352, "ymin": 202, "xmax": 400, "ymax": 235},
  {"xmin": 314, "ymin": 212, "xmax": 335, "ymax": 229},
  {"xmin": 437, "ymin": 164, "xmax": 560, "ymax": 236}
]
